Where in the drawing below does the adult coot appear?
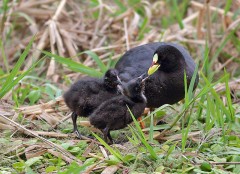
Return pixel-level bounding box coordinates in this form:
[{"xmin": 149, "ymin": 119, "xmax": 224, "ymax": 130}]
[
  {"xmin": 63, "ymin": 69, "xmax": 121, "ymax": 138},
  {"xmin": 115, "ymin": 42, "xmax": 198, "ymax": 108},
  {"xmin": 89, "ymin": 74, "xmax": 147, "ymax": 144}
]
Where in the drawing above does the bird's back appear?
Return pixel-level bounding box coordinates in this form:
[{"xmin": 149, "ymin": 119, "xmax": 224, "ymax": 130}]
[
  {"xmin": 89, "ymin": 95, "xmax": 129, "ymax": 130},
  {"xmin": 115, "ymin": 42, "xmax": 161, "ymax": 82},
  {"xmin": 63, "ymin": 77, "xmax": 103, "ymax": 116},
  {"xmin": 115, "ymin": 42, "xmax": 196, "ymax": 82}
]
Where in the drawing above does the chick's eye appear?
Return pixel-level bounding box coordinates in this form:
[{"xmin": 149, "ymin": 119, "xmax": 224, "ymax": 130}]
[{"xmin": 135, "ymin": 87, "xmax": 139, "ymax": 91}]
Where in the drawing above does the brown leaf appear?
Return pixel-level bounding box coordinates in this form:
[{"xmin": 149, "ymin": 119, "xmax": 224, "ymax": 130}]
[{"xmin": 101, "ymin": 165, "xmax": 119, "ymax": 174}]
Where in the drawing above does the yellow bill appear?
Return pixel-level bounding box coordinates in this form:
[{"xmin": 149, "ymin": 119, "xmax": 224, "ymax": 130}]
[{"xmin": 148, "ymin": 64, "xmax": 160, "ymax": 75}]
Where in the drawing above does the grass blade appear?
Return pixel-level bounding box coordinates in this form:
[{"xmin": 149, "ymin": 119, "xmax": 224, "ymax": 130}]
[
  {"xmin": 173, "ymin": 0, "xmax": 184, "ymax": 29},
  {"xmin": 0, "ymin": 58, "xmax": 44, "ymax": 98},
  {"xmin": 1, "ymin": 36, "xmax": 35, "ymax": 90},
  {"xmin": 80, "ymin": 51, "xmax": 107, "ymax": 73},
  {"xmin": 149, "ymin": 113, "xmax": 154, "ymax": 143},
  {"xmin": 224, "ymin": 70, "xmax": 235, "ymax": 122},
  {"xmin": 224, "ymin": 0, "xmax": 232, "ymax": 15},
  {"xmin": 128, "ymin": 106, "xmax": 158, "ymax": 160},
  {"xmin": 92, "ymin": 132, "xmax": 125, "ymax": 163},
  {"xmin": 210, "ymin": 30, "xmax": 235, "ymax": 68},
  {"xmin": 166, "ymin": 143, "xmax": 177, "ymax": 160},
  {"xmin": 184, "ymin": 71, "xmax": 189, "ymax": 106},
  {"xmin": 181, "ymin": 114, "xmax": 193, "ymax": 152},
  {"xmin": 160, "ymin": 72, "xmax": 229, "ymax": 134},
  {"xmin": 0, "ymin": 38, "xmax": 9, "ymax": 73},
  {"xmin": 205, "ymin": 95, "xmax": 214, "ymax": 131},
  {"xmin": 127, "ymin": 106, "xmax": 145, "ymax": 140},
  {"xmin": 113, "ymin": 0, "xmax": 127, "ymax": 13},
  {"xmin": 0, "ymin": 0, "xmax": 10, "ymax": 33},
  {"xmin": 188, "ymin": 63, "xmax": 199, "ymax": 101},
  {"xmin": 42, "ymin": 50, "xmax": 103, "ymax": 77}
]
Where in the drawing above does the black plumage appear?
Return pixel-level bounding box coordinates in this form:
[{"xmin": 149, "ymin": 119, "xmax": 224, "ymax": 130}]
[
  {"xmin": 89, "ymin": 74, "xmax": 147, "ymax": 144},
  {"xmin": 63, "ymin": 69, "xmax": 121, "ymax": 138},
  {"xmin": 115, "ymin": 42, "xmax": 199, "ymax": 108}
]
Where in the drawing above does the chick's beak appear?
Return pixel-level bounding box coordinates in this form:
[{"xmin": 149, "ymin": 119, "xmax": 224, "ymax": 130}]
[
  {"xmin": 116, "ymin": 76, "xmax": 124, "ymax": 94},
  {"xmin": 116, "ymin": 76, "xmax": 122, "ymax": 85}
]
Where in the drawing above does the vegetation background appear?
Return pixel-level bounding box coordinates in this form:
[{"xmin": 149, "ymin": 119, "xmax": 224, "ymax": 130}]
[{"xmin": 0, "ymin": 0, "xmax": 240, "ymax": 173}]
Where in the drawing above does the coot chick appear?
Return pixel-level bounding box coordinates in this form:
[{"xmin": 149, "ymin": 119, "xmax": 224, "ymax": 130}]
[
  {"xmin": 63, "ymin": 69, "xmax": 121, "ymax": 138},
  {"xmin": 115, "ymin": 42, "xmax": 199, "ymax": 108},
  {"xmin": 89, "ymin": 74, "xmax": 147, "ymax": 144}
]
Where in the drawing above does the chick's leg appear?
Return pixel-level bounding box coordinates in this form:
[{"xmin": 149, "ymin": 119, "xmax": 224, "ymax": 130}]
[
  {"xmin": 103, "ymin": 126, "xmax": 113, "ymax": 144},
  {"xmin": 107, "ymin": 131, "xmax": 113, "ymax": 144},
  {"xmin": 71, "ymin": 112, "xmax": 82, "ymax": 139}
]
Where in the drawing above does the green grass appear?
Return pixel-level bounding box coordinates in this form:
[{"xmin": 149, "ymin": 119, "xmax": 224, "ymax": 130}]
[
  {"xmin": 0, "ymin": 36, "xmax": 44, "ymax": 98},
  {"xmin": 42, "ymin": 50, "xmax": 103, "ymax": 78}
]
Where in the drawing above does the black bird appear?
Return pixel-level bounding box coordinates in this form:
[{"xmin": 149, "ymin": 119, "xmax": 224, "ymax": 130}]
[
  {"xmin": 115, "ymin": 42, "xmax": 199, "ymax": 108},
  {"xmin": 89, "ymin": 74, "xmax": 147, "ymax": 144},
  {"xmin": 63, "ymin": 69, "xmax": 121, "ymax": 138}
]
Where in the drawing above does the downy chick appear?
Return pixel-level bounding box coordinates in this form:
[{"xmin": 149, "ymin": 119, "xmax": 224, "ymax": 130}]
[
  {"xmin": 89, "ymin": 73, "xmax": 147, "ymax": 144},
  {"xmin": 63, "ymin": 69, "xmax": 121, "ymax": 138}
]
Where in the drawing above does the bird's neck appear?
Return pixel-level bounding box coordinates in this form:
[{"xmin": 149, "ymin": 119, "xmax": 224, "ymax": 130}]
[
  {"xmin": 104, "ymin": 85, "xmax": 117, "ymax": 92},
  {"xmin": 160, "ymin": 56, "xmax": 185, "ymax": 73},
  {"xmin": 131, "ymin": 93, "xmax": 146, "ymax": 103}
]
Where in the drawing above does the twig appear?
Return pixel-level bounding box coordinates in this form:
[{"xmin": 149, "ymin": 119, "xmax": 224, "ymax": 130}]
[
  {"xmin": 82, "ymin": 141, "xmax": 95, "ymax": 157},
  {"xmin": 82, "ymin": 160, "xmax": 104, "ymax": 174},
  {"xmin": 177, "ymin": 36, "xmax": 205, "ymax": 45},
  {"xmin": 34, "ymin": 131, "xmax": 72, "ymax": 138},
  {"xmin": 1, "ymin": 0, "xmax": 16, "ymax": 41},
  {"xmin": 52, "ymin": 0, "xmax": 67, "ymax": 21},
  {"xmin": 46, "ymin": 0, "xmax": 67, "ymax": 77},
  {"xmin": 90, "ymin": 42, "xmax": 139, "ymax": 52},
  {"xmin": 88, "ymin": 152, "xmax": 105, "ymax": 160},
  {"xmin": 47, "ymin": 149, "xmax": 75, "ymax": 164},
  {"xmin": 24, "ymin": 28, "xmax": 49, "ymax": 70},
  {"xmin": 205, "ymin": 0, "xmax": 212, "ymax": 44},
  {"xmin": 124, "ymin": 17, "xmax": 130, "ymax": 51},
  {"xmin": 196, "ymin": 9, "xmax": 204, "ymax": 39},
  {"xmin": 51, "ymin": 113, "xmax": 71, "ymax": 129},
  {"xmin": 0, "ymin": 114, "xmax": 82, "ymax": 165},
  {"xmin": 191, "ymin": 1, "xmax": 234, "ymax": 17},
  {"xmin": 183, "ymin": 11, "xmax": 199, "ymax": 24},
  {"xmin": 99, "ymin": 145, "xmax": 109, "ymax": 159},
  {"xmin": 101, "ymin": 165, "xmax": 119, "ymax": 174},
  {"xmin": 114, "ymin": 9, "xmax": 132, "ymax": 22},
  {"xmin": 154, "ymin": 131, "xmax": 202, "ymax": 141},
  {"xmin": 215, "ymin": 56, "xmax": 236, "ymax": 73},
  {"xmin": 90, "ymin": 0, "xmax": 103, "ymax": 49},
  {"xmin": 18, "ymin": 0, "xmax": 56, "ymax": 9},
  {"xmin": 227, "ymin": 18, "xmax": 240, "ymax": 31}
]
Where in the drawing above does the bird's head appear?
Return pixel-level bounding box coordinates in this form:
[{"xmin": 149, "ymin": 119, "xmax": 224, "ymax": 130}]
[
  {"xmin": 104, "ymin": 69, "xmax": 121, "ymax": 89},
  {"xmin": 118, "ymin": 73, "xmax": 148, "ymax": 102},
  {"xmin": 148, "ymin": 45, "xmax": 184, "ymax": 75}
]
